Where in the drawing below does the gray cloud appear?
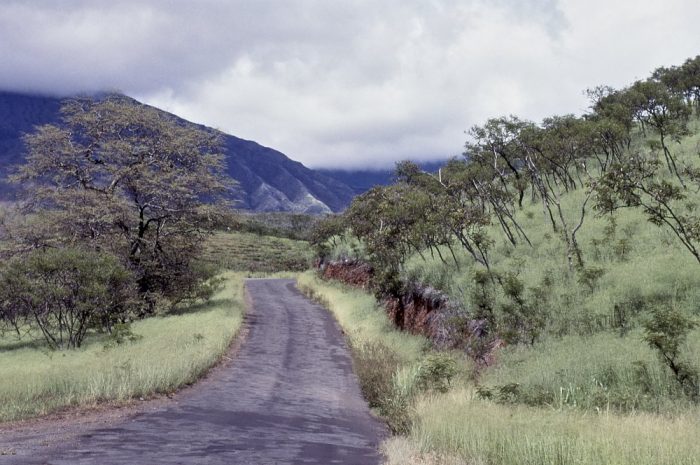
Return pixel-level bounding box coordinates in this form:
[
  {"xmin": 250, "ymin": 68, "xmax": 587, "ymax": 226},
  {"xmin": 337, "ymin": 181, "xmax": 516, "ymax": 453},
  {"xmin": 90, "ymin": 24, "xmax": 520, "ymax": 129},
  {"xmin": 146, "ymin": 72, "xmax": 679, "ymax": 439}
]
[{"xmin": 1, "ymin": 0, "xmax": 699, "ymax": 168}]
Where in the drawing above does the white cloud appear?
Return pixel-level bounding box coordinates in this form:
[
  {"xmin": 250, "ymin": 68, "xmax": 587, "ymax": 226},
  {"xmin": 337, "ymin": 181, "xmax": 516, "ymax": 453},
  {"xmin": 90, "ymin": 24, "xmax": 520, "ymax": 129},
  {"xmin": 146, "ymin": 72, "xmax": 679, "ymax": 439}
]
[{"xmin": 1, "ymin": 0, "xmax": 699, "ymax": 168}]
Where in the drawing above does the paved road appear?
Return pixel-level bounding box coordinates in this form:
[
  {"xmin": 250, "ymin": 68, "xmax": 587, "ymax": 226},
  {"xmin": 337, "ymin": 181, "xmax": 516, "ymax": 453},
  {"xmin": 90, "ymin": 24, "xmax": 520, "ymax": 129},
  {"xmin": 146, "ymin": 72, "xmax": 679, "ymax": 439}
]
[{"xmin": 8, "ymin": 279, "xmax": 385, "ymax": 465}]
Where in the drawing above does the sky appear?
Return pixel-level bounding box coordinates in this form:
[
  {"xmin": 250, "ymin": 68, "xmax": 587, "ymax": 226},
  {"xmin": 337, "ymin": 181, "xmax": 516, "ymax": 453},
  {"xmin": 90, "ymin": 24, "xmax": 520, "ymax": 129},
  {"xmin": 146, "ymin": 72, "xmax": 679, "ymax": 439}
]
[{"xmin": 1, "ymin": 1, "xmax": 699, "ymax": 169}]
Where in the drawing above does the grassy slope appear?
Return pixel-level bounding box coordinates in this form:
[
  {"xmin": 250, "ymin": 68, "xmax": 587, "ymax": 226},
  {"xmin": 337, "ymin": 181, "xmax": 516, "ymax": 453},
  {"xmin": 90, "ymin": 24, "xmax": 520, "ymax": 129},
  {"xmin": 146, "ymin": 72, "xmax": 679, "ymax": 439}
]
[
  {"xmin": 396, "ymin": 120, "xmax": 700, "ymax": 414},
  {"xmin": 202, "ymin": 230, "xmax": 314, "ymax": 273},
  {"xmin": 0, "ymin": 272, "xmax": 245, "ymax": 423},
  {"xmin": 299, "ymin": 273, "xmax": 700, "ymax": 465},
  {"xmin": 313, "ymin": 120, "xmax": 700, "ymax": 463}
]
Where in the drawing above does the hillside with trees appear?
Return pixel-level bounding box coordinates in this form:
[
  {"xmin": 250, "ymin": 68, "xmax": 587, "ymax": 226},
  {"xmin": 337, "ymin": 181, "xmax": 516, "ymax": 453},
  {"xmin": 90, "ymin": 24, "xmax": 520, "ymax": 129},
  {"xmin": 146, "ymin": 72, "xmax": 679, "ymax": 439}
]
[{"xmin": 308, "ymin": 56, "xmax": 700, "ymax": 463}]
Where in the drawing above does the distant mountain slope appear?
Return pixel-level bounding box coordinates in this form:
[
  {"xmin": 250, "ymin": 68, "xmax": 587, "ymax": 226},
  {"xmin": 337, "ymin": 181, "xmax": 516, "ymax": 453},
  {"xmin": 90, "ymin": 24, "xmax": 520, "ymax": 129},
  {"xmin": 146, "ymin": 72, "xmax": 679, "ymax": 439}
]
[
  {"xmin": 319, "ymin": 160, "xmax": 448, "ymax": 194},
  {"xmin": 0, "ymin": 92, "xmax": 355, "ymax": 214}
]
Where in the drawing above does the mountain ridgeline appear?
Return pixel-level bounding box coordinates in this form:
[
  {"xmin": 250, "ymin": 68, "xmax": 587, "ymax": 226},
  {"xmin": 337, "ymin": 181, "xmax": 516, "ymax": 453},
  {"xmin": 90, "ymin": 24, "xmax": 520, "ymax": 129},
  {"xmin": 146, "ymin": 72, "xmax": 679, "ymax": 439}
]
[{"xmin": 0, "ymin": 92, "xmax": 356, "ymax": 213}]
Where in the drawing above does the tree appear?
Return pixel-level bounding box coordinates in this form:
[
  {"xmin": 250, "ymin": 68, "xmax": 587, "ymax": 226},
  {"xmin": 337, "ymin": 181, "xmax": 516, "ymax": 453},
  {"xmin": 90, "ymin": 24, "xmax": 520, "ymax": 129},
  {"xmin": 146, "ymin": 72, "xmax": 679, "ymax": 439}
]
[
  {"xmin": 643, "ymin": 307, "xmax": 698, "ymax": 401},
  {"xmin": 0, "ymin": 247, "xmax": 135, "ymax": 349},
  {"xmin": 12, "ymin": 96, "xmax": 233, "ymax": 310},
  {"xmin": 594, "ymin": 153, "xmax": 700, "ymax": 264},
  {"xmin": 466, "ymin": 116, "xmax": 533, "ymax": 208},
  {"xmin": 517, "ymin": 115, "xmax": 599, "ymax": 269},
  {"xmin": 627, "ymin": 80, "xmax": 690, "ymax": 184}
]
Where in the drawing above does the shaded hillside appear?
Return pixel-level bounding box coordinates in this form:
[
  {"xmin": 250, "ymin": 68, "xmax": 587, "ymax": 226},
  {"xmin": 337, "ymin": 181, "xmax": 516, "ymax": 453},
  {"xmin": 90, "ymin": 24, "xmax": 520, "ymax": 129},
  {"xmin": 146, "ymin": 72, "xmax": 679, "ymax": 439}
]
[
  {"xmin": 0, "ymin": 91, "xmax": 355, "ymax": 213},
  {"xmin": 0, "ymin": 93, "xmax": 63, "ymax": 196}
]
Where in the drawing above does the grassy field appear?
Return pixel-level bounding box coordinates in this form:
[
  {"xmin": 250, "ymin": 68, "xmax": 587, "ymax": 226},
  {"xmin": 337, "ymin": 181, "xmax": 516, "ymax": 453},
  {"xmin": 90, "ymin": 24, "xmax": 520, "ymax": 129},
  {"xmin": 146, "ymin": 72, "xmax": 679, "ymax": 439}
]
[
  {"xmin": 0, "ymin": 272, "xmax": 245, "ymax": 423},
  {"xmin": 299, "ymin": 273, "xmax": 700, "ymax": 465},
  {"xmin": 202, "ymin": 230, "xmax": 314, "ymax": 273}
]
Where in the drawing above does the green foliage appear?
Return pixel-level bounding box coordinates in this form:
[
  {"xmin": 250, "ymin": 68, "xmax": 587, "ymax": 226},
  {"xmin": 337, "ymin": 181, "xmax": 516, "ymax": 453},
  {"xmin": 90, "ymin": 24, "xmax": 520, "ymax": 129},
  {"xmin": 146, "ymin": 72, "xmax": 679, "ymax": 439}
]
[
  {"xmin": 415, "ymin": 354, "xmax": 457, "ymax": 394},
  {"xmin": 10, "ymin": 95, "xmax": 233, "ymax": 311},
  {"xmin": 103, "ymin": 323, "xmax": 142, "ymax": 350},
  {"xmin": 498, "ymin": 272, "xmax": 545, "ymax": 345},
  {"xmin": 0, "ymin": 247, "xmax": 135, "ymax": 349},
  {"xmin": 644, "ymin": 306, "xmax": 698, "ymax": 400}
]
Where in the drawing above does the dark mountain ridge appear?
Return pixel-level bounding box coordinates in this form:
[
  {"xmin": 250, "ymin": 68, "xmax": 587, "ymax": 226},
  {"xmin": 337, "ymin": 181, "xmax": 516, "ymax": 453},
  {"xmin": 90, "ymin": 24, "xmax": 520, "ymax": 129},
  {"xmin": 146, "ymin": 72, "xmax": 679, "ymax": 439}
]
[
  {"xmin": 318, "ymin": 160, "xmax": 449, "ymax": 194},
  {"xmin": 0, "ymin": 91, "xmax": 356, "ymax": 214}
]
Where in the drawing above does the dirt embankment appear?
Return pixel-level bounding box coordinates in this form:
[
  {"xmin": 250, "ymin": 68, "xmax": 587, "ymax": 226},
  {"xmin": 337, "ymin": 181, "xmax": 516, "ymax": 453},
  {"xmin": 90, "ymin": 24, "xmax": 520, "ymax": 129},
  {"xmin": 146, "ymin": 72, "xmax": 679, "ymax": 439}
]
[
  {"xmin": 319, "ymin": 260, "xmax": 458, "ymax": 348},
  {"xmin": 318, "ymin": 260, "xmax": 503, "ymax": 365}
]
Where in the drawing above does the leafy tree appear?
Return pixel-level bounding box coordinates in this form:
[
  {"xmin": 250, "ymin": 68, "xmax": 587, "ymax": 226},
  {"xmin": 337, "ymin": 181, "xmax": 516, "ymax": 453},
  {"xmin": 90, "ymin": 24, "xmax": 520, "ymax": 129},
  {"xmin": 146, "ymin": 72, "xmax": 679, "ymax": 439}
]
[
  {"xmin": 12, "ymin": 96, "xmax": 232, "ymax": 310},
  {"xmin": 0, "ymin": 247, "xmax": 135, "ymax": 349},
  {"xmin": 344, "ymin": 184, "xmax": 430, "ymax": 297},
  {"xmin": 627, "ymin": 80, "xmax": 690, "ymax": 183},
  {"xmin": 396, "ymin": 160, "xmax": 493, "ymax": 267},
  {"xmin": 643, "ymin": 307, "xmax": 698, "ymax": 400},
  {"xmin": 517, "ymin": 115, "xmax": 599, "ymax": 269},
  {"xmin": 595, "ymin": 153, "xmax": 700, "ymax": 264},
  {"xmin": 498, "ymin": 272, "xmax": 544, "ymax": 345},
  {"xmin": 653, "ymin": 56, "xmax": 700, "ymax": 108},
  {"xmin": 466, "ymin": 116, "xmax": 533, "ymax": 208},
  {"xmin": 310, "ymin": 214, "xmax": 347, "ymax": 261}
]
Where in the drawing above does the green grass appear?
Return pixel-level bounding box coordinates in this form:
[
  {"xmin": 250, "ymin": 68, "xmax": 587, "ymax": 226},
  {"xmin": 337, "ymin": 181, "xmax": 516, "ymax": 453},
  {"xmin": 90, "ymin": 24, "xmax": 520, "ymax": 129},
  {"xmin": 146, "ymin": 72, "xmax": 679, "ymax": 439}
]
[
  {"xmin": 300, "ymin": 272, "xmax": 700, "ymax": 465},
  {"xmin": 406, "ymin": 389, "xmax": 700, "ymax": 465},
  {"xmin": 482, "ymin": 330, "xmax": 700, "ymax": 413},
  {"xmin": 0, "ymin": 272, "xmax": 245, "ymax": 423},
  {"xmin": 202, "ymin": 231, "xmax": 314, "ymax": 272}
]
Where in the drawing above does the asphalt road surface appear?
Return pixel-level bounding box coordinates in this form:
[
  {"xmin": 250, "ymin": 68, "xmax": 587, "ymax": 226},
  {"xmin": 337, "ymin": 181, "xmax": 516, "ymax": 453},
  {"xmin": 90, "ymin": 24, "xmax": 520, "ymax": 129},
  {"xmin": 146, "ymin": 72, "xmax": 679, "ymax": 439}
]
[{"xmin": 7, "ymin": 279, "xmax": 385, "ymax": 465}]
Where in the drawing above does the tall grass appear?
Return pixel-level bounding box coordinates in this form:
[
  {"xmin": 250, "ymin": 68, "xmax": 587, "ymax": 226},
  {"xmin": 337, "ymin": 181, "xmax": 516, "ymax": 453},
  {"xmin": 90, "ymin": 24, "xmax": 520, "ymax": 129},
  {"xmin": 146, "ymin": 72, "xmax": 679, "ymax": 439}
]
[
  {"xmin": 0, "ymin": 272, "xmax": 245, "ymax": 422},
  {"xmin": 408, "ymin": 389, "xmax": 700, "ymax": 465},
  {"xmin": 481, "ymin": 330, "xmax": 700, "ymax": 413},
  {"xmin": 301, "ymin": 272, "xmax": 700, "ymax": 465}
]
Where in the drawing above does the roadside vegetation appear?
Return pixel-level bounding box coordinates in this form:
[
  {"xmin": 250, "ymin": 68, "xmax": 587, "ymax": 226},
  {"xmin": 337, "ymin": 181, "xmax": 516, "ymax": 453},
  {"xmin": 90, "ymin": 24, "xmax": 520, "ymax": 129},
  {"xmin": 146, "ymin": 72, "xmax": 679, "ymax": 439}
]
[
  {"xmin": 311, "ymin": 56, "xmax": 700, "ymax": 463},
  {"xmin": 0, "ymin": 273, "xmax": 244, "ymax": 422},
  {"xmin": 300, "ymin": 274, "xmax": 700, "ymax": 465},
  {"xmin": 297, "ymin": 273, "xmax": 463, "ymax": 434}
]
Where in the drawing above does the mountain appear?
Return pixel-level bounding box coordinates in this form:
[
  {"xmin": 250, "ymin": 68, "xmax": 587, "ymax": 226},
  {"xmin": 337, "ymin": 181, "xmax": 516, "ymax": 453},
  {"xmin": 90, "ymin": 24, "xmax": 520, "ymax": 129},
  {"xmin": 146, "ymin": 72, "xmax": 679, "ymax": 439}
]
[
  {"xmin": 0, "ymin": 91, "xmax": 356, "ymax": 214},
  {"xmin": 319, "ymin": 160, "xmax": 449, "ymax": 194}
]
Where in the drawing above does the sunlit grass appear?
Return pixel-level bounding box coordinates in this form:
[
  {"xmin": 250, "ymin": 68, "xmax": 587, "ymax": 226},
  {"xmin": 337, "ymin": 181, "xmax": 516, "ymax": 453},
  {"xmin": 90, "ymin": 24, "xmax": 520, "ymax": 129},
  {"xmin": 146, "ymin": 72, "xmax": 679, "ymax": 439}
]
[
  {"xmin": 409, "ymin": 388, "xmax": 700, "ymax": 465},
  {"xmin": 0, "ymin": 272, "xmax": 245, "ymax": 422},
  {"xmin": 300, "ymin": 272, "xmax": 700, "ymax": 465},
  {"xmin": 297, "ymin": 272, "xmax": 426, "ymax": 364}
]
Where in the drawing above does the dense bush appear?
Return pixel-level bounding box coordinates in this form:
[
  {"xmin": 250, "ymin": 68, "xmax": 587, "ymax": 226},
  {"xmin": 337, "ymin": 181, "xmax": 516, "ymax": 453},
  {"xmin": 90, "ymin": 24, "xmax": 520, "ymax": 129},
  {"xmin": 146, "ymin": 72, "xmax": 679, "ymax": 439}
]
[{"xmin": 0, "ymin": 247, "xmax": 135, "ymax": 349}]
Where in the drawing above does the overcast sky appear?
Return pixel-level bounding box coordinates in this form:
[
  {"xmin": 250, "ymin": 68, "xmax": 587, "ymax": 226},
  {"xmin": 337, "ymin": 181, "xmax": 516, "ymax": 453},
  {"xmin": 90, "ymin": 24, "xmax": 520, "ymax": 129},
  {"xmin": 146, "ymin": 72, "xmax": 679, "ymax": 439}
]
[{"xmin": 1, "ymin": 1, "xmax": 699, "ymax": 169}]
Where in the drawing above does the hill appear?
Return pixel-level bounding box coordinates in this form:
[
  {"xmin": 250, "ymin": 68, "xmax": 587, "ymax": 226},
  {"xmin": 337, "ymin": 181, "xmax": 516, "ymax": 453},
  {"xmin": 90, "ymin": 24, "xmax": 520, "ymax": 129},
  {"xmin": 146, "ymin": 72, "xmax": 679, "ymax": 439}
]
[
  {"xmin": 0, "ymin": 91, "xmax": 355, "ymax": 214},
  {"xmin": 311, "ymin": 55, "xmax": 700, "ymax": 464}
]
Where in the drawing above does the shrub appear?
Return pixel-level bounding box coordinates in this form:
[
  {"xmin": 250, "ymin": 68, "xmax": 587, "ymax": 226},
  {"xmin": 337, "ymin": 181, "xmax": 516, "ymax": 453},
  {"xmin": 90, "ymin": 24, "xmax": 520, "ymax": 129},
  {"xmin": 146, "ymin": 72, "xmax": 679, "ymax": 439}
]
[
  {"xmin": 644, "ymin": 306, "xmax": 699, "ymax": 400},
  {"xmin": 0, "ymin": 247, "xmax": 136, "ymax": 349},
  {"xmin": 351, "ymin": 340, "xmax": 403, "ymax": 409},
  {"xmin": 416, "ymin": 354, "xmax": 458, "ymax": 393}
]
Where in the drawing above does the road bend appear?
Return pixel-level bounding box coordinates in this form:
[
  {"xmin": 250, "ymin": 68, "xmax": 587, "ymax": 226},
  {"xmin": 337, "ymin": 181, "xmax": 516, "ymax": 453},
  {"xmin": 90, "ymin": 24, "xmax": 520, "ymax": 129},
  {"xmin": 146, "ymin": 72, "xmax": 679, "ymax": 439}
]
[{"xmin": 8, "ymin": 278, "xmax": 385, "ymax": 465}]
